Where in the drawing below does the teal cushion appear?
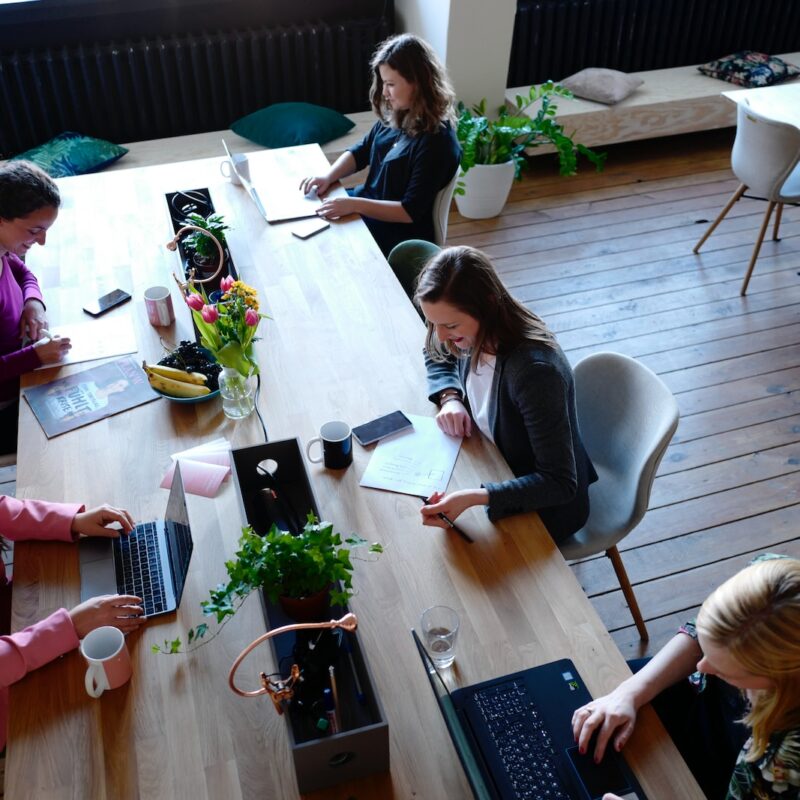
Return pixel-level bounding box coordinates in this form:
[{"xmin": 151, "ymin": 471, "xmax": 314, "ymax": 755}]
[
  {"xmin": 231, "ymin": 102, "xmax": 355, "ymax": 148},
  {"xmin": 11, "ymin": 132, "xmax": 128, "ymax": 178}
]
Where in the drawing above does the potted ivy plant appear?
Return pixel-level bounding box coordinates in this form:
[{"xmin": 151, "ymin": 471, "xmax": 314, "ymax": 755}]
[
  {"xmin": 185, "ymin": 212, "xmax": 230, "ymax": 275},
  {"xmin": 153, "ymin": 514, "xmax": 382, "ymax": 654},
  {"xmin": 455, "ymin": 81, "xmax": 606, "ymax": 219}
]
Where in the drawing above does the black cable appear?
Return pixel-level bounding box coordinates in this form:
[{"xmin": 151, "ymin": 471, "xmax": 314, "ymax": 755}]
[{"xmin": 254, "ymin": 372, "xmax": 268, "ymax": 442}]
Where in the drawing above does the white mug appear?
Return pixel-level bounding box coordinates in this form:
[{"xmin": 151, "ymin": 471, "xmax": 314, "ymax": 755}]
[
  {"xmin": 220, "ymin": 154, "xmax": 250, "ymax": 185},
  {"xmin": 80, "ymin": 626, "xmax": 133, "ymax": 698}
]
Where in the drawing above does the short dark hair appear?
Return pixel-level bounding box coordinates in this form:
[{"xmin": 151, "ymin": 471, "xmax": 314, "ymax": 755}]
[
  {"xmin": 0, "ymin": 161, "xmax": 60, "ymax": 220},
  {"xmin": 414, "ymin": 246, "xmax": 555, "ymax": 372},
  {"xmin": 369, "ymin": 34, "xmax": 456, "ymax": 135}
]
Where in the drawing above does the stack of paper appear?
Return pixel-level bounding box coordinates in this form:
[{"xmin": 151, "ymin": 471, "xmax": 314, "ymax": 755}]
[{"xmin": 161, "ymin": 437, "xmax": 231, "ymax": 497}]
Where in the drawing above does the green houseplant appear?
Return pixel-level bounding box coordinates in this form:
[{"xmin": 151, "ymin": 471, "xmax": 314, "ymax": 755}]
[
  {"xmin": 185, "ymin": 212, "xmax": 230, "ymax": 268},
  {"xmin": 455, "ymin": 82, "xmax": 606, "ymax": 218},
  {"xmin": 153, "ymin": 514, "xmax": 382, "ymax": 654}
]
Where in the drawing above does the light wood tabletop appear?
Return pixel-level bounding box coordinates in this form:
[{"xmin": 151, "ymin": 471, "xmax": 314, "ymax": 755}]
[
  {"xmin": 7, "ymin": 145, "xmax": 703, "ymax": 799},
  {"xmin": 722, "ymin": 82, "xmax": 800, "ymax": 128}
]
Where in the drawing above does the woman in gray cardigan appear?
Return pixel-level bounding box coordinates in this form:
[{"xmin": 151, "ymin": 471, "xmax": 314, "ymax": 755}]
[{"xmin": 415, "ymin": 246, "xmax": 597, "ymax": 543}]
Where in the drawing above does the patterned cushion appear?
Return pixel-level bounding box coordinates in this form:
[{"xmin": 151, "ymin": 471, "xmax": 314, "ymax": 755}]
[
  {"xmin": 698, "ymin": 51, "xmax": 800, "ymax": 88},
  {"xmin": 11, "ymin": 132, "xmax": 128, "ymax": 178},
  {"xmin": 231, "ymin": 102, "xmax": 355, "ymax": 148}
]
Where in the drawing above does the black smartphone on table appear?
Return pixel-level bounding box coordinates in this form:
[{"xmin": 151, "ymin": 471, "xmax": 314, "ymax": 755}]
[
  {"xmin": 352, "ymin": 410, "xmax": 413, "ymax": 446},
  {"xmin": 83, "ymin": 288, "xmax": 132, "ymax": 317}
]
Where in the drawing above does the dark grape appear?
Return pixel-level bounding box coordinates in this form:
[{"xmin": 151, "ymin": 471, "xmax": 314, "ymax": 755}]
[{"xmin": 158, "ymin": 340, "xmax": 222, "ymax": 391}]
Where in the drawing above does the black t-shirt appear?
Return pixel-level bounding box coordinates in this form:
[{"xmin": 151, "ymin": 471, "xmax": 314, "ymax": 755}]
[{"xmin": 348, "ymin": 119, "xmax": 461, "ymax": 256}]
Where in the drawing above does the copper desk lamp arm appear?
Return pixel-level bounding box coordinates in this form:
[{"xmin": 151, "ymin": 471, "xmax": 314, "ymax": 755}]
[{"xmin": 166, "ymin": 224, "xmax": 226, "ymax": 292}]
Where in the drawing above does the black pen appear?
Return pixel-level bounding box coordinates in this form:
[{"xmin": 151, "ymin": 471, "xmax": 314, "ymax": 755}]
[{"xmin": 419, "ymin": 496, "xmax": 474, "ymax": 544}]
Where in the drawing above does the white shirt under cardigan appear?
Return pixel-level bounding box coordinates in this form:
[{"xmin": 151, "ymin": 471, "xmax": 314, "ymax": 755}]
[{"xmin": 466, "ymin": 353, "xmax": 497, "ymax": 444}]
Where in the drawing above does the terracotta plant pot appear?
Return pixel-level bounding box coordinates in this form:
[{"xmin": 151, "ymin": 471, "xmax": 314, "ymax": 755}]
[{"xmin": 278, "ymin": 585, "xmax": 332, "ymax": 622}]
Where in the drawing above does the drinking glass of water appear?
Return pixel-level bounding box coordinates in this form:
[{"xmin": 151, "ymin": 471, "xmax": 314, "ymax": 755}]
[{"xmin": 420, "ymin": 605, "xmax": 460, "ymax": 668}]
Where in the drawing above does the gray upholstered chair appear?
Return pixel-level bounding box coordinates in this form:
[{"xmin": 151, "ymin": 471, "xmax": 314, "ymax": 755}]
[
  {"xmin": 559, "ymin": 352, "xmax": 679, "ymax": 641},
  {"xmin": 432, "ymin": 165, "xmax": 461, "ymax": 246},
  {"xmin": 387, "ymin": 239, "xmax": 441, "ymax": 302}
]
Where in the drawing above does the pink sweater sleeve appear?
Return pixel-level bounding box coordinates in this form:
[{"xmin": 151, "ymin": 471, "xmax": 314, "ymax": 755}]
[
  {"xmin": 0, "ymin": 496, "xmax": 82, "ymax": 543},
  {"xmin": 7, "ymin": 254, "xmax": 44, "ymax": 307}
]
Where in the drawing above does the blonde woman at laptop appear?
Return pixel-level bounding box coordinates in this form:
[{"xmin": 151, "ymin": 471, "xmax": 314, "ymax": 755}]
[
  {"xmin": 299, "ymin": 33, "xmax": 460, "ymax": 256},
  {"xmin": 574, "ymin": 556, "xmax": 800, "ymax": 800},
  {"xmin": 0, "ymin": 495, "xmax": 145, "ymax": 748}
]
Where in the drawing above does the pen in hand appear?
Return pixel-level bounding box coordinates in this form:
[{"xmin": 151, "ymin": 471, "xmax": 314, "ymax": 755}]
[{"xmin": 419, "ymin": 496, "xmax": 474, "ymax": 544}]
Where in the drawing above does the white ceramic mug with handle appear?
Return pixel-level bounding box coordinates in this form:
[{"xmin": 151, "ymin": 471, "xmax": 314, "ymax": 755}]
[{"xmin": 80, "ymin": 626, "xmax": 133, "ymax": 698}]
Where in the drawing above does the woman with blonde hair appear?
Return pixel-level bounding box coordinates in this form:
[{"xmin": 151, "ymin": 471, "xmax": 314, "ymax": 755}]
[
  {"xmin": 415, "ymin": 245, "xmax": 597, "ymax": 541},
  {"xmin": 573, "ymin": 556, "xmax": 800, "ymax": 799},
  {"xmin": 300, "ymin": 33, "xmax": 460, "ymax": 255}
]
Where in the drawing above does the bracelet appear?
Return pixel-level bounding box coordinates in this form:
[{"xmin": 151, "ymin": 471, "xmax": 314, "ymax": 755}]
[{"xmin": 439, "ymin": 391, "xmax": 461, "ymax": 407}]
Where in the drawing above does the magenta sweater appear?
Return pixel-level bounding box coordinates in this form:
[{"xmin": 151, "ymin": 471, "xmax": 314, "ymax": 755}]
[{"xmin": 0, "ymin": 253, "xmax": 44, "ymax": 403}]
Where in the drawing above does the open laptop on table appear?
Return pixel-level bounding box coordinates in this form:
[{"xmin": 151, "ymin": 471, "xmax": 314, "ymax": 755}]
[
  {"xmin": 412, "ymin": 629, "xmax": 646, "ymax": 800},
  {"xmin": 78, "ymin": 463, "xmax": 194, "ymax": 618},
  {"xmin": 221, "ymin": 139, "xmax": 322, "ymax": 223}
]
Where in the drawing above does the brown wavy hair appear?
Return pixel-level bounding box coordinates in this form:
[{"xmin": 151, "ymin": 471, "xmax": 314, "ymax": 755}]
[
  {"xmin": 0, "ymin": 160, "xmax": 60, "ymax": 220},
  {"xmin": 369, "ymin": 34, "xmax": 456, "ymax": 135},
  {"xmin": 414, "ymin": 245, "xmax": 555, "ymax": 373},
  {"xmin": 697, "ymin": 558, "xmax": 800, "ymax": 761}
]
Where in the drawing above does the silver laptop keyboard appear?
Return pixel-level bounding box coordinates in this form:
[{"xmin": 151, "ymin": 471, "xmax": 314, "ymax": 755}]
[
  {"xmin": 474, "ymin": 680, "xmax": 569, "ymax": 800},
  {"xmin": 113, "ymin": 522, "xmax": 167, "ymax": 616}
]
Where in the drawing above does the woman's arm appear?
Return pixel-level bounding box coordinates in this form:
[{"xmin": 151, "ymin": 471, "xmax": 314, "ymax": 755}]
[
  {"xmin": 7, "ymin": 254, "xmax": 48, "ymax": 342},
  {"xmin": 317, "ymin": 195, "xmax": 412, "ymax": 223},
  {"xmin": 0, "ymin": 496, "xmax": 82, "ymax": 543}
]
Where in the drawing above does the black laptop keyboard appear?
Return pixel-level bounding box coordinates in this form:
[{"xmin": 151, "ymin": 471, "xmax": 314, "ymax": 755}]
[
  {"xmin": 113, "ymin": 522, "xmax": 167, "ymax": 616},
  {"xmin": 474, "ymin": 680, "xmax": 569, "ymax": 800}
]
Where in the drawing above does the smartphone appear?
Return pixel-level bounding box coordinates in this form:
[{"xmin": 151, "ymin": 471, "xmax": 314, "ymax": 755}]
[
  {"xmin": 352, "ymin": 410, "xmax": 413, "ymax": 446},
  {"xmin": 83, "ymin": 288, "xmax": 132, "ymax": 317},
  {"xmin": 291, "ymin": 217, "xmax": 330, "ymax": 240}
]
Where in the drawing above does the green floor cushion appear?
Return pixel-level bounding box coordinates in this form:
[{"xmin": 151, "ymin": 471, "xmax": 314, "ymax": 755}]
[
  {"xmin": 231, "ymin": 102, "xmax": 355, "ymax": 148},
  {"xmin": 11, "ymin": 132, "xmax": 128, "ymax": 178}
]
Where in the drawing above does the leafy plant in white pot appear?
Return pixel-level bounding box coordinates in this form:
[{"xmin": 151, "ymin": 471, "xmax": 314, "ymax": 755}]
[{"xmin": 454, "ymin": 82, "xmax": 606, "ymax": 219}]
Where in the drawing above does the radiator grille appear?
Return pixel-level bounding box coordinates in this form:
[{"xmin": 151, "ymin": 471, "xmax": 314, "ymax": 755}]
[
  {"xmin": 0, "ymin": 17, "xmax": 390, "ymax": 157},
  {"xmin": 508, "ymin": 0, "xmax": 800, "ymax": 86}
]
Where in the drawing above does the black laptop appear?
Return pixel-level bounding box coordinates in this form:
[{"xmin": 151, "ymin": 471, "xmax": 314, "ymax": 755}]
[
  {"xmin": 78, "ymin": 463, "xmax": 194, "ymax": 617},
  {"xmin": 412, "ymin": 630, "xmax": 646, "ymax": 800}
]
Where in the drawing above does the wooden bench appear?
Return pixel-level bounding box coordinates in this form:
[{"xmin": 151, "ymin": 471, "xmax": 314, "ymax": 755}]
[
  {"xmin": 107, "ymin": 110, "xmax": 376, "ymax": 171},
  {"xmin": 506, "ymin": 52, "xmax": 800, "ymax": 152}
]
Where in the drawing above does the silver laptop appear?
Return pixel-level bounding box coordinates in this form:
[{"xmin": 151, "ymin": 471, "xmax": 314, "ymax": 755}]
[
  {"xmin": 78, "ymin": 463, "xmax": 194, "ymax": 618},
  {"xmin": 221, "ymin": 139, "xmax": 321, "ymax": 223}
]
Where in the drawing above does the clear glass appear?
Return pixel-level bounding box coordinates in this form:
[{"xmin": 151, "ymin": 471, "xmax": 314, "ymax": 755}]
[
  {"xmin": 420, "ymin": 605, "xmax": 460, "ymax": 669},
  {"xmin": 219, "ymin": 367, "xmax": 255, "ymax": 419}
]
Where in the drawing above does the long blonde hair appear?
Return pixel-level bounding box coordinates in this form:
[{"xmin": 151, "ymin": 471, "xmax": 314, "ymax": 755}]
[{"xmin": 696, "ymin": 558, "xmax": 800, "ymax": 761}]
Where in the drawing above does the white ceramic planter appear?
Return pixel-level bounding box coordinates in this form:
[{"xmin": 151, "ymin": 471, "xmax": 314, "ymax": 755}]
[{"xmin": 454, "ymin": 161, "xmax": 516, "ymax": 219}]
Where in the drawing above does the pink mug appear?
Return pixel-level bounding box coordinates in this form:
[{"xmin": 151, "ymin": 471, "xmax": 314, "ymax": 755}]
[
  {"xmin": 144, "ymin": 285, "xmax": 175, "ymax": 327},
  {"xmin": 80, "ymin": 626, "xmax": 132, "ymax": 698}
]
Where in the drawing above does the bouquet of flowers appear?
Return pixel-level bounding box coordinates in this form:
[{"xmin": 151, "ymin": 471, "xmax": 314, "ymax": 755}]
[{"xmin": 184, "ymin": 276, "xmax": 266, "ymax": 378}]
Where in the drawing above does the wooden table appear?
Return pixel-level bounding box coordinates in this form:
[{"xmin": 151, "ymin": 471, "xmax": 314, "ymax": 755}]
[{"xmin": 7, "ymin": 146, "xmax": 703, "ymax": 799}]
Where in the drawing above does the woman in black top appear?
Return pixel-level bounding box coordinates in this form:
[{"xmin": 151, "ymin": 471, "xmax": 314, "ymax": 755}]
[{"xmin": 300, "ymin": 34, "xmax": 461, "ymax": 256}]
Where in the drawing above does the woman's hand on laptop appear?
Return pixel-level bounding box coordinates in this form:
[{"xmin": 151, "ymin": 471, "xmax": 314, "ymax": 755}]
[
  {"xmin": 299, "ymin": 175, "xmax": 332, "ymax": 197},
  {"xmin": 70, "ymin": 594, "xmax": 145, "ymax": 636},
  {"xmin": 571, "ymin": 686, "xmax": 639, "ymax": 762},
  {"xmin": 72, "ymin": 505, "xmax": 135, "ymax": 538}
]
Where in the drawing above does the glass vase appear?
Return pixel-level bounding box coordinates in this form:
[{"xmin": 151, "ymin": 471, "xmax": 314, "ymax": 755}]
[{"xmin": 219, "ymin": 367, "xmax": 255, "ymax": 419}]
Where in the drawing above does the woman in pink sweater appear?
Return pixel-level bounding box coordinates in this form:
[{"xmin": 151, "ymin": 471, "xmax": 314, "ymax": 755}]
[
  {"xmin": 0, "ymin": 495, "xmax": 144, "ymax": 749},
  {"xmin": 0, "ymin": 161, "xmax": 72, "ymax": 453}
]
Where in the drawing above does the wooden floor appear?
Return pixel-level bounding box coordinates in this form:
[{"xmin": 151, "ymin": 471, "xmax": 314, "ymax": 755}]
[{"xmin": 447, "ymin": 128, "xmax": 800, "ymax": 659}]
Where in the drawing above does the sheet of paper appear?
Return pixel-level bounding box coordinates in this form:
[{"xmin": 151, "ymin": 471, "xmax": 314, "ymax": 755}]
[
  {"xmin": 359, "ymin": 414, "xmax": 462, "ymax": 498},
  {"xmin": 170, "ymin": 438, "xmax": 231, "ymax": 467},
  {"xmin": 161, "ymin": 458, "xmax": 229, "ymax": 497},
  {"xmin": 35, "ymin": 315, "xmax": 137, "ymax": 369}
]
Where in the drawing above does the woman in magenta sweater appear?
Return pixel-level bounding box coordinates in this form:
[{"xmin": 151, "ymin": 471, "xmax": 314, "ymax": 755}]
[
  {"xmin": 0, "ymin": 495, "xmax": 144, "ymax": 748},
  {"xmin": 0, "ymin": 161, "xmax": 72, "ymax": 452}
]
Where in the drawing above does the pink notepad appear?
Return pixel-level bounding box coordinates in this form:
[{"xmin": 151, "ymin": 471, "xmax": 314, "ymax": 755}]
[{"xmin": 160, "ymin": 459, "xmax": 229, "ymax": 498}]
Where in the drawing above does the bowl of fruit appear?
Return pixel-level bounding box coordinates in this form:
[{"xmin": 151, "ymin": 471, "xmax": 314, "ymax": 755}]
[{"xmin": 144, "ymin": 341, "xmax": 222, "ymax": 403}]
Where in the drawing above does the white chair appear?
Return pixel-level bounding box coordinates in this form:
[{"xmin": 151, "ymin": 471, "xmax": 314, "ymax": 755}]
[
  {"xmin": 432, "ymin": 165, "xmax": 460, "ymax": 246},
  {"xmin": 558, "ymin": 352, "xmax": 679, "ymax": 641},
  {"xmin": 693, "ymin": 102, "xmax": 800, "ymax": 295}
]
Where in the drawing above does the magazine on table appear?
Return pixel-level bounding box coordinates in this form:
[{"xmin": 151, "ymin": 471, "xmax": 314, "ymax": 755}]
[{"xmin": 23, "ymin": 355, "xmax": 158, "ymax": 438}]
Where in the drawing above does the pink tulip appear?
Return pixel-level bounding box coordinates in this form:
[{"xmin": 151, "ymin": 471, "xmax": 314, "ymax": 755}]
[
  {"xmin": 244, "ymin": 308, "xmax": 259, "ymax": 326},
  {"xmin": 185, "ymin": 293, "xmax": 204, "ymax": 311},
  {"xmin": 220, "ymin": 275, "xmax": 235, "ymax": 293},
  {"xmin": 201, "ymin": 304, "xmax": 219, "ymax": 323}
]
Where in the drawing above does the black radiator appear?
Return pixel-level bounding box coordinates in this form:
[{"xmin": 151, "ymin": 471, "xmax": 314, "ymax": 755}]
[
  {"xmin": 0, "ymin": 16, "xmax": 391, "ymax": 157},
  {"xmin": 508, "ymin": 0, "xmax": 800, "ymax": 86}
]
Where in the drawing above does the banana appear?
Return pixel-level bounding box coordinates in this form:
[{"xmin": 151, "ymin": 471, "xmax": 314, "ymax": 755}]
[
  {"xmin": 148, "ymin": 372, "xmax": 211, "ymax": 398},
  {"xmin": 143, "ymin": 362, "xmax": 207, "ymax": 385}
]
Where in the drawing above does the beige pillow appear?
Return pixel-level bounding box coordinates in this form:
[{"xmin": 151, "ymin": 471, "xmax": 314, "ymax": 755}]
[{"xmin": 559, "ymin": 68, "xmax": 643, "ymax": 105}]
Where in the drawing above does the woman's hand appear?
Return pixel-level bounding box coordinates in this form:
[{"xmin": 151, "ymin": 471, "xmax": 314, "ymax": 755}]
[
  {"xmin": 316, "ymin": 197, "xmax": 358, "ymax": 220},
  {"xmin": 72, "ymin": 505, "xmax": 135, "ymax": 538},
  {"xmin": 33, "ymin": 335, "xmax": 71, "ymax": 364},
  {"xmin": 299, "ymin": 175, "xmax": 333, "ymax": 197},
  {"xmin": 571, "ymin": 686, "xmax": 639, "ymax": 762},
  {"xmin": 421, "ymin": 489, "xmax": 488, "ymax": 528},
  {"xmin": 69, "ymin": 594, "xmax": 145, "ymax": 637},
  {"xmin": 20, "ymin": 298, "xmax": 48, "ymax": 341},
  {"xmin": 436, "ymin": 398, "xmax": 472, "ymax": 438}
]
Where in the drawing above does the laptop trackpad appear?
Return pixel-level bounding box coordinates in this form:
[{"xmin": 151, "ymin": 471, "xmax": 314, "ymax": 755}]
[{"xmin": 78, "ymin": 538, "xmax": 117, "ymax": 601}]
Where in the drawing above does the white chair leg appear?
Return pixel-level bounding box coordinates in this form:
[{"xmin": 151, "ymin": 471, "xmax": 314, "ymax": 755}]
[
  {"xmin": 773, "ymin": 203, "xmax": 784, "ymax": 241},
  {"xmin": 606, "ymin": 546, "xmax": 648, "ymax": 641},
  {"xmin": 693, "ymin": 183, "xmax": 747, "ymax": 254},
  {"xmin": 741, "ymin": 200, "xmax": 777, "ymax": 296}
]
